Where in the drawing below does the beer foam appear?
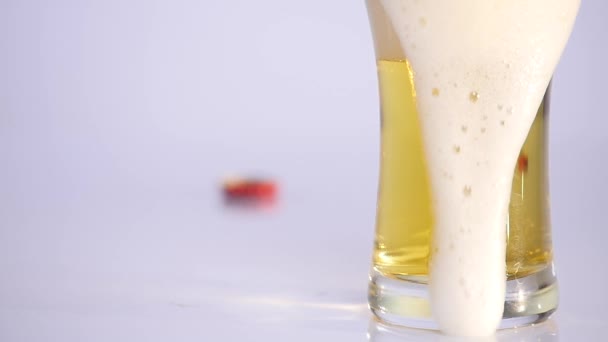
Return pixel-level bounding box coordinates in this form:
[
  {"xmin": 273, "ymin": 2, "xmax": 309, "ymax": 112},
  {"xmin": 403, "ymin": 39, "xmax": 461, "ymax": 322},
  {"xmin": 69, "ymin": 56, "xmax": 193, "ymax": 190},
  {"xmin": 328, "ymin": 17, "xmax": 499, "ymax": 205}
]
[{"xmin": 380, "ymin": 0, "xmax": 580, "ymax": 336}]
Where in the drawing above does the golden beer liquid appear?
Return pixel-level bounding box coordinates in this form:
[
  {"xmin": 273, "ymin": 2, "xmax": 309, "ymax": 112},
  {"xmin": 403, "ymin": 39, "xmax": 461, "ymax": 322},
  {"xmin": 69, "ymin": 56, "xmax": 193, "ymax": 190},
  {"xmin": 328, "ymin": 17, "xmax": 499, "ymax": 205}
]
[{"xmin": 373, "ymin": 59, "xmax": 553, "ymax": 280}]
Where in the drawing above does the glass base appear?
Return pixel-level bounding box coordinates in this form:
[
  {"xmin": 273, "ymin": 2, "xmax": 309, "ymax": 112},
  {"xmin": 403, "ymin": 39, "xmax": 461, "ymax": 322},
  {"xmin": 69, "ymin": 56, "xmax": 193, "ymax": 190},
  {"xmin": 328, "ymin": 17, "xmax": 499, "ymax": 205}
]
[{"xmin": 368, "ymin": 264, "xmax": 558, "ymax": 330}]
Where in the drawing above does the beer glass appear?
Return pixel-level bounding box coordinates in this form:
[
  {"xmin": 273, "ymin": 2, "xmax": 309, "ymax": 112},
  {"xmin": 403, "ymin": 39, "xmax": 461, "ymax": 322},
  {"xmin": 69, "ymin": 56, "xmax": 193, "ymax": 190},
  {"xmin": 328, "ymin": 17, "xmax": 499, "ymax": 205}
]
[{"xmin": 366, "ymin": 0, "xmax": 558, "ymax": 329}]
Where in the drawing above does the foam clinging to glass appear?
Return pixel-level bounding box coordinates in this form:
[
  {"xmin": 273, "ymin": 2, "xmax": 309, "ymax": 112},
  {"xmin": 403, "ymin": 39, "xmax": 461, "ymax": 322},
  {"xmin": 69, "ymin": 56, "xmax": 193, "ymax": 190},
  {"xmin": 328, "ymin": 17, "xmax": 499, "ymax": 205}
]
[{"xmin": 379, "ymin": 0, "xmax": 580, "ymax": 336}]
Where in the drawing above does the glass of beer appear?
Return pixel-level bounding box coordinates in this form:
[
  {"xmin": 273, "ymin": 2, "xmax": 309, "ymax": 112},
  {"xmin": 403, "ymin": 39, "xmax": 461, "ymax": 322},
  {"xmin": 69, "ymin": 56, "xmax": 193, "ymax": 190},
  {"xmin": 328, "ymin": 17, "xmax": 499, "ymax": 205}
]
[{"xmin": 365, "ymin": 0, "xmax": 579, "ymax": 333}]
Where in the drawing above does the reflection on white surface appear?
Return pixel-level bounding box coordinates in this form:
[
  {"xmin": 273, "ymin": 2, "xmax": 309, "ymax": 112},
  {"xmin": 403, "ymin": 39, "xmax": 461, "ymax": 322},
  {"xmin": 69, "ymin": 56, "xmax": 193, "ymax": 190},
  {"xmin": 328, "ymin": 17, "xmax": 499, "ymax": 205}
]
[
  {"xmin": 236, "ymin": 295, "xmax": 368, "ymax": 313},
  {"xmin": 368, "ymin": 319, "xmax": 558, "ymax": 342},
  {"xmin": 229, "ymin": 294, "xmax": 369, "ymax": 324}
]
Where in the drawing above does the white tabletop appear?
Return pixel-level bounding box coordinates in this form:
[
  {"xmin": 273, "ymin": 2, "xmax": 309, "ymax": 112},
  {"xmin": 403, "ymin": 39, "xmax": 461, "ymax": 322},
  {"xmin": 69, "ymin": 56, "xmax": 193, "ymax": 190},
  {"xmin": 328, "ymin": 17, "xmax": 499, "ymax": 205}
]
[{"xmin": 1, "ymin": 0, "xmax": 607, "ymax": 340}]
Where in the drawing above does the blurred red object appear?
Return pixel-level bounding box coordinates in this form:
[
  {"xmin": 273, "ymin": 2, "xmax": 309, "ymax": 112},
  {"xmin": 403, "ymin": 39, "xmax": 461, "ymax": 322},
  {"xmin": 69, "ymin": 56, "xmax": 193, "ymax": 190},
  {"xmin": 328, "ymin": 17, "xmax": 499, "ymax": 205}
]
[
  {"xmin": 517, "ymin": 154, "xmax": 529, "ymax": 173},
  {"xmin": 222, "ymin": 178, "xmax": 277, "ymax": 201}
]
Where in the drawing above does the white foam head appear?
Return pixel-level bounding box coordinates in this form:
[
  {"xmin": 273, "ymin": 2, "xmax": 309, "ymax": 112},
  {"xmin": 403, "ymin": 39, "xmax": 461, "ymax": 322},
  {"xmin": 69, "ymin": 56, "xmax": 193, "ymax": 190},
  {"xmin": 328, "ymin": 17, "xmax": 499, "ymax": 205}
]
[{"xmin": 380, "ymin": 0, "xmax": 580, "ymax": 336}]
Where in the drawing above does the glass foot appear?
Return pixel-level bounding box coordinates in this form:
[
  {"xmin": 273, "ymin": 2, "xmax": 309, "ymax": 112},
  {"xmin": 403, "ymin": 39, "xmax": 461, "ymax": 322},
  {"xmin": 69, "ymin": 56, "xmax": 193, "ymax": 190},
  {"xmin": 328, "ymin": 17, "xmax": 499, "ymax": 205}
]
[{"xmin": 368, "ymin": 264, "xmax": 558, "ymax": 330}]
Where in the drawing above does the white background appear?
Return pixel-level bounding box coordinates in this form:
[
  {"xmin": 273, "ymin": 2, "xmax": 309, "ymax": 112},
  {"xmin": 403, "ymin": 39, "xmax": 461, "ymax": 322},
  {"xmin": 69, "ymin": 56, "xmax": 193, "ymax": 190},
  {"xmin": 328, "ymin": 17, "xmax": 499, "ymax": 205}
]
[{"xmin": 1, "ymin": 0, "xmax": 607, "ymax": 340}]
